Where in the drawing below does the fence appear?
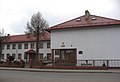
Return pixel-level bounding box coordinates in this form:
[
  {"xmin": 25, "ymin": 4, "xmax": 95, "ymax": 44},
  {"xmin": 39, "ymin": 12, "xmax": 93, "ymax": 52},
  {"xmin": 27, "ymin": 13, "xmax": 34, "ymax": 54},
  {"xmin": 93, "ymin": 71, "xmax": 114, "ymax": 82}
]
[{"xmin": 77, "ymin": 60, "xmax": 120, "ymax": 67}]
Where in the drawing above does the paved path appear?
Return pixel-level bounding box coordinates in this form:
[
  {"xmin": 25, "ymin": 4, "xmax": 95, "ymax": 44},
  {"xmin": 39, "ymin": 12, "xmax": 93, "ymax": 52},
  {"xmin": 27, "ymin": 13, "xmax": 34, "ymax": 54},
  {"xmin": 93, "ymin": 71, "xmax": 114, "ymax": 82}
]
[{"xmin": 0, "ymin": 67, "xmax": 120, "ymax": 73}]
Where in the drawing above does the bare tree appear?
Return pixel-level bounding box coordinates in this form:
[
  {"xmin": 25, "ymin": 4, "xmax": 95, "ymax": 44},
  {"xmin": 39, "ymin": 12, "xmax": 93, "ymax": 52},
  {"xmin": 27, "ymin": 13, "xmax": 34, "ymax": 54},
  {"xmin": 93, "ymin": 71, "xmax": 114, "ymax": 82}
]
[
  {"xmin": 0, "ymin": 29, "xmax": 6, "ymax": 62},
  {"xmin": 25, "ymin": 12, "xmax": 49, "ymax": 64}
]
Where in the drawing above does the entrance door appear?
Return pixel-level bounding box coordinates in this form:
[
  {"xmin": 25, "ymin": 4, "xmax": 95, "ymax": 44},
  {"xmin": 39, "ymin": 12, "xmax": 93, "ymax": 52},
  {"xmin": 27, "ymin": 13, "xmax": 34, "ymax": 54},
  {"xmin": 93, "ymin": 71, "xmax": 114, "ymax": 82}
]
[
  {"xmin": 29, "ymin": 54, "xmax": 36, "ymax": 64},
  {"xmin": 60, "ymin": 49, "xmax": 76, "ymax": 66}
]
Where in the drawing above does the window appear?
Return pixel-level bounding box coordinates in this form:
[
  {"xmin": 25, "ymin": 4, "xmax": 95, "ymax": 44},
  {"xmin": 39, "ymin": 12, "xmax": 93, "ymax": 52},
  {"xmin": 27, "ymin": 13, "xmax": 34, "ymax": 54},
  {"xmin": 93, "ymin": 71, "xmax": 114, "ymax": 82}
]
[
  {"xmin": 47, "ymin": 42, "xmax": 50, "ymax": 48},
  {"xmin": 55, "ymin": 50, "xmax": 60, "ymax": 55},
  {"xmin": 18, "ymin": 44, "xmax": 22, "ymax": 49},
  {"xmin": 12, "ymin": 44, "xmax": 16, "ymax": 49},
  {"xmin": 24, "ymin": 54, "xmax": 27, "ymax": 59},
  {"xmin": 12, "ymin": 53, "xmax": 16, "ymax": 58},
  {"xmin": 1, "ymin": 54, "xmax": 4, "ymax": 59},
  {"xmin": 92, "ymin": 17, "xmax": 96, "ymax": 20},
  {"xmin": 47, "ymin": 53, "xmax": 51, "ymax": 60},
  {"xmin": 24, "ymin": 43, "xmax": 28, "ymax": 49},
  {"xmin": 38, "ymin": 53, "xmax": 43, "ymax": 59},
  {"xmin": 18, "ymin": 54, "xmax": 22, "ymax": 59},
  {"xmin": 79, "ymin": 51, "xmax": 83, "ymax": 54},
  {"xmin": 76, "ymin": 18, "xmax": 81, "ymax": 22},
  {"xmin": 7, "ymin": 44, "xmax": 10, "ymax": 50},
  {"xmin": 30, "ymin": 43, "xmax": 35, "ymax": 49},
  {"xmin": 39, "ymin": 42, "xmax": 43, "ymax": 49},
  {"xmin": 61, "ymin": 50, "xmax": 65, "ymax": 60},
  {"xmin": 7, "ymin": 54, "xmax": 10, "ymax": 59}
]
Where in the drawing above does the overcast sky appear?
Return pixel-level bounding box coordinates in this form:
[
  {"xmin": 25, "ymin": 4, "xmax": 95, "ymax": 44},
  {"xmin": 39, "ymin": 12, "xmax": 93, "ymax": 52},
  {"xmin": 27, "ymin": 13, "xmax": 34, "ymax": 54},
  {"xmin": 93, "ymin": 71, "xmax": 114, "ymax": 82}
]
[{"xmin": 0, "ymin": 0, "xmax": 120, "ymax": 35}]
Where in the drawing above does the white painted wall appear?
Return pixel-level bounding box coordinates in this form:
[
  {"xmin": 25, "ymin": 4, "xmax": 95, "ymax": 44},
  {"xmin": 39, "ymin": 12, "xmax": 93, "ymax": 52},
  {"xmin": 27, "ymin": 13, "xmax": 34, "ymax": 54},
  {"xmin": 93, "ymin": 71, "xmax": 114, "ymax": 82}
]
[
  {"xmin": 51, "ymin": 25, "xmax": 120, "ymax": 60},
  {"xmin": 2, "ymin": 41, "xmax": 51, "ymax": 61}
]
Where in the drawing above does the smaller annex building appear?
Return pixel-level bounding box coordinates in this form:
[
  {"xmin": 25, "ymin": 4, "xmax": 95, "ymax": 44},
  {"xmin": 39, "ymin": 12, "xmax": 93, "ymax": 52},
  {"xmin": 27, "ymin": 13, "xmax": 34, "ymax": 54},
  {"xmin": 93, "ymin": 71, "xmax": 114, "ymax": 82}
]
[
  {"xmin": 1, "ymin": 31, "xmax": 51, "ymax": 62},
  {"xmin": 48, "ymin": 10, "xmax": 120, "ymax": 66}
]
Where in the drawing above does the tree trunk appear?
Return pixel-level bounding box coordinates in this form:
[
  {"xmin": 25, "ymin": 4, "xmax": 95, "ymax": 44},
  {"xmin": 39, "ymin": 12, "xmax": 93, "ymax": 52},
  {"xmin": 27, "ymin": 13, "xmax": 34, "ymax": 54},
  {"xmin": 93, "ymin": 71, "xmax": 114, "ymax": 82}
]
[
  {"xmin": 0, "ymin": 41, "xmax": 2, "ymax": 62},
  {"xmin": 36, "ymin": 26, "xmax": 40, "ymax": 65},
  {"xmin": 36, "ymin": 39, "xmax": 39, "ymax": 64}
]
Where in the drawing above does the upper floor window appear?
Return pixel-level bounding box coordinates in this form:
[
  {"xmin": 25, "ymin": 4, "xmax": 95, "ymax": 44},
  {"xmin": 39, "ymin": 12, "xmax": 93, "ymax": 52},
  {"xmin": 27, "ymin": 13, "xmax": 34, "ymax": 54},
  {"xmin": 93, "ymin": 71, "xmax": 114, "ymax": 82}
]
[
  {"xmin": 12, "ymin": 44, "xmax": 16, "ymax": 49},
  {"xmin": 7, "ymin": 44, "xmax": 10, "ymax": 50},
  {"xmin": 30, "ymin": 43, "xmax": 35, "ymax": 49},
  {"xmin": 39, "ymin": 42, "xmax": 43, "ymax": 49},
  {"xmin": 24, "ymin": 43, "xmax": 28, "ymax": 49},
  {"xmin": 47, "ymin": 42, "xmax": 50, "ymax": 48},
  {"xmin": 18, "ymin": 44, "xmax": 22, "ymax": 49}
]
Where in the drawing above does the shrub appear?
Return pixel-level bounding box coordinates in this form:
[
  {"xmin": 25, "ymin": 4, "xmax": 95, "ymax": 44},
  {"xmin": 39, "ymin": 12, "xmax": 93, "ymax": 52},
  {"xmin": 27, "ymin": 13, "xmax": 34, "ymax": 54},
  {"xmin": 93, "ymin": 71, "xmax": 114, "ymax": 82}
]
[
  {"xmin": 8, "ymin": 56, "xmax": 14, "ymax": 62},
  {"xmin": 0, "ymin": 61, "xmax": 4, "ymax": 64},
  {"xmin": 13, "ymin": 60, "xmax": 20, "ymax": 65}
]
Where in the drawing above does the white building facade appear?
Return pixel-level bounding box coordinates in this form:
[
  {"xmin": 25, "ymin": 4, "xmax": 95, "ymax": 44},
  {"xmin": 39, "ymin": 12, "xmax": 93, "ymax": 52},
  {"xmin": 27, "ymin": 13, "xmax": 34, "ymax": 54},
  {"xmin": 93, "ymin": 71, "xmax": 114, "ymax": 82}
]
[
  {"xmin": 1, "ymin": 31, "xmax": 51, "ymax": 62},
  {"xmin": 51, "ymin": 26, "xmax": 120, "ymax": 60},
  {"xmin": 49, "ymin": 11, "xmax": 120, "ymax": 66}
]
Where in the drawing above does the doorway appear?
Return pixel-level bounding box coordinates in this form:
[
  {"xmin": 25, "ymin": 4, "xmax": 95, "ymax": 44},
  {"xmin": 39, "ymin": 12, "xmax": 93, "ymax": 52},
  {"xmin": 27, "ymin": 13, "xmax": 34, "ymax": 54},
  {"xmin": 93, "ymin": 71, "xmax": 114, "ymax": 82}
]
[{"xmin": 54, "ymin": 49, "xmax": 77, "ymax": 66}]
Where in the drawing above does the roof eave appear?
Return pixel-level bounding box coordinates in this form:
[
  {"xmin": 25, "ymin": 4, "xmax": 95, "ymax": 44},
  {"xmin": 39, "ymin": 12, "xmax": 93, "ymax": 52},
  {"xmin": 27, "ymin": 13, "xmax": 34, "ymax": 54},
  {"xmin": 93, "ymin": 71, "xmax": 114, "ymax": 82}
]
[{"xmin": 48, "ymin": 23, "xmax": 120, "ymax": 31}]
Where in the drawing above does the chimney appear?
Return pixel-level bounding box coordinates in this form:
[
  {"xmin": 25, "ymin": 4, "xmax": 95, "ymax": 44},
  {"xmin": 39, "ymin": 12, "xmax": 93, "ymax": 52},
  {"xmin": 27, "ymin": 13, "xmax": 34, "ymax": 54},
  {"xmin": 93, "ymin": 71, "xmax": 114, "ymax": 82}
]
[{"xmin": 85, "ymin": 10, "xmax": 90, "ymax": 21}]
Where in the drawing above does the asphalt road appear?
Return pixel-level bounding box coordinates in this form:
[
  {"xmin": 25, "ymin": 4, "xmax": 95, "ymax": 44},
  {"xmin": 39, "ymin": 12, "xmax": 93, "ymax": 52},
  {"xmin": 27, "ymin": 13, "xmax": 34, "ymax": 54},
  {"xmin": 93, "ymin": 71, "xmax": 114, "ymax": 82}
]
[{"xmin": 0, "ymin": 70, "xmax": 120, "ymax": 82}]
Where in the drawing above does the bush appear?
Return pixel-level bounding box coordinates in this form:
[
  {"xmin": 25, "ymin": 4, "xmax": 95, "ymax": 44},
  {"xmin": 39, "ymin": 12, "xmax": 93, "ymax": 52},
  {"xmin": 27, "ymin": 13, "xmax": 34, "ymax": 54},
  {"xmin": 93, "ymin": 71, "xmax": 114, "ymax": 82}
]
[
  {"xmin": 0, "ymin": 61, "xmax": 4, "ymax": 64},
  {"xmin": 13, "ymin": 60, "xmax": 20, "ymax": 65},
  {"xmin": 8, "ymin": 56, "xmax": 14, "ymax": 62},
  {"xmin": 20, "ymin": 60, "xmax": 25, "ymax": 68}
]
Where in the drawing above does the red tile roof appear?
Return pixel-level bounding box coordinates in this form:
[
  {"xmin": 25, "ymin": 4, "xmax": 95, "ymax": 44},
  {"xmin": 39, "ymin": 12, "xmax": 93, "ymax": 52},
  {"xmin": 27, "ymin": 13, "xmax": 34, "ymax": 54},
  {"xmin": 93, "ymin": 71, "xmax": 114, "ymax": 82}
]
[
  {"xmin": 4, "ymin": 31, "xmax": 50, "ymax": 43},
  {"xmin": 48, "ymin": 14, "xmax": 120, "ymax": 30}
]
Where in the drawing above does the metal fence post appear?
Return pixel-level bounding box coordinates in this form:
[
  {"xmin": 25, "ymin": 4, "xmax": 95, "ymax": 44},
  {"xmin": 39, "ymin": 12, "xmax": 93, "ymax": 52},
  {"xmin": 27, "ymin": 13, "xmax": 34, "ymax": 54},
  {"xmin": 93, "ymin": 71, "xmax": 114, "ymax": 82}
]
[
  {"xmin": 93, "ymin": 60, "xmax": 95, "ymax": 66},
  {"xmin": 106, "ymin": 60, "xmax": 109, "ymax": 67}
]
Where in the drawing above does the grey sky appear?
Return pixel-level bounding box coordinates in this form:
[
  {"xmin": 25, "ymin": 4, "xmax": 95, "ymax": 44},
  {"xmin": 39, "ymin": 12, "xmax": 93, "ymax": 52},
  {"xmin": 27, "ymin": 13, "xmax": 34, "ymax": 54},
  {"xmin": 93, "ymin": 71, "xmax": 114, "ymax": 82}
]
[{"xmin": 0, "ymin": 0, "xmax": 120, "ymax": 35}]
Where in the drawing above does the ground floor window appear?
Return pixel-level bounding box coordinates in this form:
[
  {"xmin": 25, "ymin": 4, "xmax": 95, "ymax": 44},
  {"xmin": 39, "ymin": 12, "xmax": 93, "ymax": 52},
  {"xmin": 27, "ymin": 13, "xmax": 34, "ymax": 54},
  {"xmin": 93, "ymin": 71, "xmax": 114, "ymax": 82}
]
[
  {"xmin": 12, "ymin": 53, "xmax": 16, "ymax": 59},
  {"xmin": 47, "ymin": 53, "xmax": 51, "ymax": 60},
  {"xmin": 24, "ymin": 54, "xmax": 27, "ymax": 59},
  {"xmin": 18, "ymin": 53, "xmax": 22, "ymax": 59},
  {"xmin": 60, "ymin": 50, "xmax": 65, "ymax": 60},
  {"xmin": 38, "ymin": 53, "xmax": 43, "ymax": 60},
  {"xmin": 1, "ymin": 54, "xmax": 4, "ymax": 59},
  {"xmin": 55, "ymin": 50, "xmax": 60, "ymax": 55},
  {"xmin": 7, "ymin": 54, "xmax": 10, "ymax": 59}
]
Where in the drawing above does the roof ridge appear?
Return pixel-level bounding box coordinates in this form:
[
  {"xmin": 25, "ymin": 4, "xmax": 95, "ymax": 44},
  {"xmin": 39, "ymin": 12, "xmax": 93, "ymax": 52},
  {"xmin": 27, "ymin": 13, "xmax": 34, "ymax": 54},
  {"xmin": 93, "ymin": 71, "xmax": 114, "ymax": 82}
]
[
  {"xmin": 8, "ymin": 31, "xmax": 50, "ymax": 37},
  {"xmin": 9, "ymin": 34, "xmax": 26, "ymax": 37}
]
